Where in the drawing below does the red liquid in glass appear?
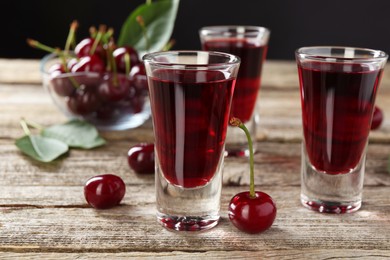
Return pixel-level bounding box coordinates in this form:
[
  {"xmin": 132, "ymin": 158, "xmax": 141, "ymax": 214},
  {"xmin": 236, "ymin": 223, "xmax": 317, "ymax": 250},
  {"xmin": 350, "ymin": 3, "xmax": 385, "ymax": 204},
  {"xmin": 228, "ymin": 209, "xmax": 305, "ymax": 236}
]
[
  {"xmin": 298, "ymin": 61, "xmax": 383, "ymax": 174},
  {"xmin": 148, "ymin": 70, "xmax": 235, "ymax": 188},
  {"xmin": 203, "ymin": 39, "xmax": 267, "ymax": 122}
]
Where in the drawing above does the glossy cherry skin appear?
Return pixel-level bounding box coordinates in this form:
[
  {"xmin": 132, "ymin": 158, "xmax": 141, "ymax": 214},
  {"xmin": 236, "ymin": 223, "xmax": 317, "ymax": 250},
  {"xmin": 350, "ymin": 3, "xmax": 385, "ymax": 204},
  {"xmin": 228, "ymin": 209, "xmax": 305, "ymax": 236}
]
[
  {"xmin": 75, "ymin": 37, "xmax": 106, "ymax": 60},
  {"xmin": 71, "ymin": 55, "xmax": 105, "ymax": 74},
  {"xmin": 228, "ymin": 191, "xmax": 277, "ymax": 234},
  {"xmin": 128, "ymin": 143, "xmax": 155, "ymax": 174},
  {"xmin": 67, "ymin": 58, "xmax": 79, "ymax": 71},
  {"xmin": 48, "ymin": 63, "xmax": 75, "ymax": 97},
  {"xmin": 113, "ymin": 46, "xmax": 140, "ymax": 73},
  {"xmin": 371, "ymin": 106, "xmax": 384, "ymax": 130},
  {"xmin": 84, "ymin": 174, "xmax": 126, "ymax": 209},
  {"xmin": 129, "ymin": 63, "xmax": 148, "ymax": 92},
  {"xmin": 98, "ymin": 73, "xmax": 131, "ymax": 102}
]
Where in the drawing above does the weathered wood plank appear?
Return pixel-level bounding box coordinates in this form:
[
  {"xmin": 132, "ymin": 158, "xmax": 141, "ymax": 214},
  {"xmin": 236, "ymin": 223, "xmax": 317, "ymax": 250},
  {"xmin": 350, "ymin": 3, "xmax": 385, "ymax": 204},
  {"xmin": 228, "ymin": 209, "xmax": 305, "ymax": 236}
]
[
  {"xmin": 0, "ymin": 250, "xmax": 389, "ymax": 259},
  {"xmin": 0, "ymin": 186, "xmax": 389, "ymax": 252}
]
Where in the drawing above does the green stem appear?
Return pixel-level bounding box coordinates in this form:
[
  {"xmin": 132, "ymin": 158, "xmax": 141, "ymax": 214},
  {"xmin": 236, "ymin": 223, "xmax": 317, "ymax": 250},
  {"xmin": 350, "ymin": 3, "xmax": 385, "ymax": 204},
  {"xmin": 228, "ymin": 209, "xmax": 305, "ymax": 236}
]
[
  {"xmin": 90, "ymin": 30, "xmax": 103, "ymax": 55},
  {"xmin": 230, "ymin": 117, "xmax": 255, "ymax": 198},
  {"xmin": 162, "ymin": 39, "xmax": 175, "ymax": 51},
  {"xmin": 24, "ymin": 119, "xmax": 44, "ymax": 131},
  {"xmin": 20, "ymin": 119, "xmax": 31, "ymax": 136},
  {"xmin": 64, "ymin": 20, "xmax": 78, "ymax": 53},
  {"xmin": 89, "ymin": 26, "xmax": 97, "ymax": 38},
  {"xmin": 124, "ymin": 53, "xmax": 131, "ymax": 75},
  {"xmin": 108, "ymin": 42, "xmax": 118, "ymax": 86},
  {"xmin": 102, "ymin": 28, "xmax": 114, "ymax": 44},
  {"xmin": 58, "ymin": 52, "xmax": 80, "ymax": 89},
  {"xmin": 27, "ymin": 39, "xmax": 57, "ymax": 54},
  {"xmin": 146, "ymin": 0, "xmax": 152, "ymax": 4}
]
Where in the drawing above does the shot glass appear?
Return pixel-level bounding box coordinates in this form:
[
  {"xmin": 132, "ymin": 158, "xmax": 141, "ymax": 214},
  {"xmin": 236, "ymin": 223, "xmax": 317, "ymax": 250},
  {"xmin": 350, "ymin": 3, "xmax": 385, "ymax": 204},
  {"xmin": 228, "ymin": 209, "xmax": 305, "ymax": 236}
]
[
  {"xmin": 143, "ymin": 51, "xmax": 240, "ymax": 231},
  {"xmin": 200, "ymin": 26, "xmax": 270, "ymax": 156},
  {"xmin": 295, "ymin": 46, "xmax": 387, "ymax": 213}
]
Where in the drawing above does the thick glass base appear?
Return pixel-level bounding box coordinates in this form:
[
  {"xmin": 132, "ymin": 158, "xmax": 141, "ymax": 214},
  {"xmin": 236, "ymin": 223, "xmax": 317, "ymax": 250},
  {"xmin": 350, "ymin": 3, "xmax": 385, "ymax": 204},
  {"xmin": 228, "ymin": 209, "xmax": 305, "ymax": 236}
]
[
  {"xmin": 301, "ymin": 144, "xmax": 365, "ymax": 214},
  {"xmin": 300, "ymin": 194, "xmax": 361, "ymax": 213},
  {"xmin": 225, "ymin": 112, "xmax": 259, "ymax": 157},
  {"xmin": 157, "ymin": 213, "xmax": 219, "ymax": 231},
  {"xmin": 155, "ymin": 152, "xmax": 223, "ymax": 231}
]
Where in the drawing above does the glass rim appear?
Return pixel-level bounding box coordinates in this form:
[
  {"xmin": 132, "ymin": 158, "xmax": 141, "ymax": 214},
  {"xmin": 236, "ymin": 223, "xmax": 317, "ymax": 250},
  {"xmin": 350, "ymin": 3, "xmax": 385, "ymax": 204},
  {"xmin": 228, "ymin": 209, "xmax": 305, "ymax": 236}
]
[
  {"xmin": 40, "ymin": 53, "xmax": 59, "ymax": 75},
  {"xmin": 199, "ymin": 25, "xmax": 270, "ymax": 37},
  {"xmin": 142, "ymin": 50, "xmax": 241, "ymax": 70},
  {"xmin": 296, "ymin": 46, "xmax": 388, "ymax": 62}
]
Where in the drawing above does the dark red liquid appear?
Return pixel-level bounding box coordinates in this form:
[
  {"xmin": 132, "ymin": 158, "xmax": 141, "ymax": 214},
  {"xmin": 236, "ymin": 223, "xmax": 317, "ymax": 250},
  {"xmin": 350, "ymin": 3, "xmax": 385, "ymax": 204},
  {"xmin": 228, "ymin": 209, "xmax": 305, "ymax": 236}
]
[
  {"xmin": 148, "ymin": 70, "xmax": 235, "ymax": 188},
  {"xmin": 298, "ymin": 61, "xmax": 383, "ymax": 174},
  {"xmin": 203, "ymin": 39, "xmax": 267, "ymax": 122}
]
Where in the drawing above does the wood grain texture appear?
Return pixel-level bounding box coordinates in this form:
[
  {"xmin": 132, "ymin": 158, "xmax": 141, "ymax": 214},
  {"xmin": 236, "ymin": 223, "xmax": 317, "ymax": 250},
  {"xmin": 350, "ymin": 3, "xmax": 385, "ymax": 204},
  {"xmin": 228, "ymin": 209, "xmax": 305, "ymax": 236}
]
[
  {"xmin": 0, "ymin": 186, "xmax": 389, "ymax": 252},
  {"xmin": 0, "ymin": 60, "xmax": 390, "ymax": 258},
  {"xmin": 0, "ymin": 250, "xmax": 389, "ymax": 260}
]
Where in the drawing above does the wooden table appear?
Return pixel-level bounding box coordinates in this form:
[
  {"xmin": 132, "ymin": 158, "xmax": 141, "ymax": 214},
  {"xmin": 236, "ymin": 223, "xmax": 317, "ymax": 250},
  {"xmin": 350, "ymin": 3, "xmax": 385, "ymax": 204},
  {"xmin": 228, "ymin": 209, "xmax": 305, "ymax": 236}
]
[{"xmin": 0, "ymin": 59, "xmax": 389, "ymax": 259}]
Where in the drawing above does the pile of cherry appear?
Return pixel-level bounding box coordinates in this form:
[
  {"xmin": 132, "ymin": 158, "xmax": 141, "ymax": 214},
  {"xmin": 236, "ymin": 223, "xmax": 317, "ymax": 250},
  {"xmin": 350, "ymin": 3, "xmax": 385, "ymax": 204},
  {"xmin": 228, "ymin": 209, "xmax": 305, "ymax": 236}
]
[{"xmin": 33, "ymin": 23, "xmax": 148, "ymax": 121}]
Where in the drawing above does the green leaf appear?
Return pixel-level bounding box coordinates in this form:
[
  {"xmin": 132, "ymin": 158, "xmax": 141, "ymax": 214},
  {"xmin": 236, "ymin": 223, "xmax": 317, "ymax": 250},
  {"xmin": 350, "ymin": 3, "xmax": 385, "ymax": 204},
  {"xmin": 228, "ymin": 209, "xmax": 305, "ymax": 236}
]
[
  {"xmin": 41, "ymin": 119, "xmax": 106, "ymax": 149},
  {"xmin": 118, "ymin": 0, "xmax": 180, "ymax": 56},
  {"xmin": 15, "ymin": 135, "xmax": 69, "ymax": 162}
]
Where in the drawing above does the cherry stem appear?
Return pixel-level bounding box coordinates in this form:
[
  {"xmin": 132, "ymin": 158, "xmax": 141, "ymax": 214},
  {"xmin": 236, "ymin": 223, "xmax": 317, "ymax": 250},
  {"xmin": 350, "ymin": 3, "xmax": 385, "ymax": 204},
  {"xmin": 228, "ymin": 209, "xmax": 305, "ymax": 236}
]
[
  {"xmin": 19, "ymin": 118, "xmax": 31, "ymax": 136},
  {"xmin": 102, "ymin": 28, "xmax": 114, "ymax": 44},
  {"xmin": 89, "ymin": 26, "xmax": 97, "ymax": 38},
  {"xmin": 90, "ymin": 25, "xmax": 105, "ymax": 56},
  {"xmin": 230, "ymin": 117, "xmax": 255, "ymax": 198},
  {"xmin": 124, "ymin": 53, "xmax": 131, "ymax": 75},
  {"xmin": 108, "ymin": 41, "xmax": 118, "ymax": 86},
  {"xmin": 162, "ymin": 39, "xmax": 176, "ymax": 51},
  {"xmin": 136, "ymin": 16, "xmax": 150, "ymax": 52},
  {"xmin": 24, "ymin": 119, "xmax": 44, "ymax": 131},
  {"xmin": 64, "ymin": 20, "xmax": 78, "ymax": 54},
  {"xmin": 57, "ymin": 49, "xmax": 80, "ymax": 89},
  {"xmin": 27, "ymin": 39, "xmax": 57, "ymax": 54}
]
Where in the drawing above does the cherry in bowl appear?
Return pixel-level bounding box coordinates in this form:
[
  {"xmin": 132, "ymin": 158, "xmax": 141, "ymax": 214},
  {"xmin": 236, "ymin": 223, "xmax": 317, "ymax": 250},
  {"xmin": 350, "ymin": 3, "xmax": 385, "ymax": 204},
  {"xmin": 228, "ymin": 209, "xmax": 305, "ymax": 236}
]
[
  {"xmin": 84, "ymin": 174, "xmax": 126, "ymax": 209},
  {"xmin": 40, "ymin": 53, "xmax": 151, "ymax": 131}
]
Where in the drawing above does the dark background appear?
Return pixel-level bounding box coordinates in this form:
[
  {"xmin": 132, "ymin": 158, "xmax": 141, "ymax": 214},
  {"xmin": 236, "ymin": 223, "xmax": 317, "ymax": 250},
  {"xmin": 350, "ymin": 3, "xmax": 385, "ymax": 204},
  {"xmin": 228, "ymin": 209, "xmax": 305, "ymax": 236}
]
[{"xmin": 2, "ymin": 0, "xmax": 390, "ymax": 60}]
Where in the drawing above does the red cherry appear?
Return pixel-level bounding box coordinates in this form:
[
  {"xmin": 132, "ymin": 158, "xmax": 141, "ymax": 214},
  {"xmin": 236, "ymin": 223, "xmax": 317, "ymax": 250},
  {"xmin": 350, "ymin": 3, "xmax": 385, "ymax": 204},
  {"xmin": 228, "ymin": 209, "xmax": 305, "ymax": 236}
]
[
  {"xmin": 75, "ymin": 37, "xmax": 106, "ymax": 60},
  {"xmin": 228, "ymin": 117, "xmax": 277, "ymax": 234},
  {"xmin": 129, "ymin": 63, "xmax": 148, "ymax": 92},
  {"xmin": 48, "ymin": 63, "xmax": 76, "ymax": 97},
  {"xmin": 98, "ymin": 73, "xmax": 131, "ymax": 102},
  {"xmin": 128, "ymin": 143, "xmax": 155, "ymax": 174},
  {"xmin": 71, "ymin": 55, "xmax": 105, "ymax": 74},
  {"xmin": 371, "ymin": 106, "xmax": 384, "ymax": 130},
  {"xmin": 113, "ymin": 46, "xmax": 140, "ymax": 73},
  {"xmin": 229, "ymin": 191, "xmax": 277, "ymax": 234},
  {"xmin": 66, "ymin": 89, "xmax": 101, "ymax": 116},
  {"xmin": 67, "ymin": 58, "xmax": 79, "ymax": 71},
  {"xmin": 84, "ymin": 174, "xmax": 126, "ymax": 209},
  {"xmin": 95, "ymin": 104, "xmax": 118, "ymax": 120}
]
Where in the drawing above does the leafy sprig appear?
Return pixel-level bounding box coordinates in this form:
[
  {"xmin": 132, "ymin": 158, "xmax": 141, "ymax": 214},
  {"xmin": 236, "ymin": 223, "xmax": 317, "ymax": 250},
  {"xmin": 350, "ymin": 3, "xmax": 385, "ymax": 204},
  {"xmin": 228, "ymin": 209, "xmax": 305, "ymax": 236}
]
[{"xmin": 15, "ymin": 119, "xmax": 106, "ymax": 163}]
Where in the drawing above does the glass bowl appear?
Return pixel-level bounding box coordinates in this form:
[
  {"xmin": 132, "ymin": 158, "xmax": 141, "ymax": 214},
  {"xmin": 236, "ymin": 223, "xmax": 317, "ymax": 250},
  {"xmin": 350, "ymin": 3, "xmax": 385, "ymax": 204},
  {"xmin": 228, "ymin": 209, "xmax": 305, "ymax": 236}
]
[{"xmin": 40, "ymin": 53, "xmax": 151, "ymax": 131}]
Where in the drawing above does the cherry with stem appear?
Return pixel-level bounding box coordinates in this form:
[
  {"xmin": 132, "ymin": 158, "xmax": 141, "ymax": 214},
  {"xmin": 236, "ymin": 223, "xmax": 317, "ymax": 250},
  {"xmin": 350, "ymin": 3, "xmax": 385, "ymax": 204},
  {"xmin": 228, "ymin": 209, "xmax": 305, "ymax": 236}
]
[{"xmin": 228, "ymin": 117, "xmax": 277, "ymax": 234}]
